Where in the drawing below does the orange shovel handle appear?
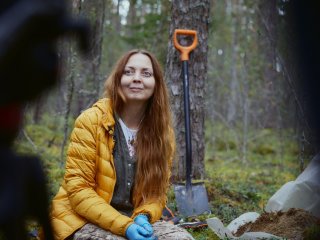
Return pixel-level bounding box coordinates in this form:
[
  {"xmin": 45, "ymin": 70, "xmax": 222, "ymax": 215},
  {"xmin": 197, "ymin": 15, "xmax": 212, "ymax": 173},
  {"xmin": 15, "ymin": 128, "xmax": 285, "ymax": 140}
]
[{"xmin": 173, "ymin": 29, "xmax": 198, "ymax": 61}]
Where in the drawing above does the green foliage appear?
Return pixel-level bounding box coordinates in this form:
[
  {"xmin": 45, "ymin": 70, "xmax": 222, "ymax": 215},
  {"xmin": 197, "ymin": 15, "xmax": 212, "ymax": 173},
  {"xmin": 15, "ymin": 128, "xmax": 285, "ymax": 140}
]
[
  {"xmin": 187, "ymin": 228, "xmax": 220, "ymax": 240},
  {"xmin": 203, "ymin": 122, "xmax": 301, "ymax": 223},
  {"xmin": 14, "ymin": 112, "xmax": 73, "ymax": 199},
  {"xmin": 252, "ymin": 143, "xmax": 276, "ymax": 155},
  {"xmin": 166, "ymin": 186, "xmax": 177, "ymax": 213},
  {"xmin": 123, "ymin": 13, "xmax": 169, "ymax": 64}
]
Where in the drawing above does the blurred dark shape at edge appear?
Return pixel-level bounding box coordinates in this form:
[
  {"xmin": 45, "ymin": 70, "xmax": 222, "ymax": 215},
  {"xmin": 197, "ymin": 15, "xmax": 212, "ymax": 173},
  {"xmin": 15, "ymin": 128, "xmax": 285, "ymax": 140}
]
[
  {"xmin": 0, "ymin": 0, "xmax": 89, "ymax": 239},
  {"xmin": 0, "ymin": 0, "xmax": 89, "ymax": 106},
  {"xmin": 283, "ymin": 0, "xmax": 320, "ymax": 153}
]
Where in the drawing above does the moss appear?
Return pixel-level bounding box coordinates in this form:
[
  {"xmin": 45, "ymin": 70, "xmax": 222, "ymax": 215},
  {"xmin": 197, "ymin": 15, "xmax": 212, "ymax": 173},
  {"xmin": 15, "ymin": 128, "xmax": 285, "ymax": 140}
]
[
  {"xmin": 253, "ymin": 144, "xmax": 276, "ymax": 155},
  {"xmin": 187, "ymin": 228, "xmax": 220, "ymax": 240}
]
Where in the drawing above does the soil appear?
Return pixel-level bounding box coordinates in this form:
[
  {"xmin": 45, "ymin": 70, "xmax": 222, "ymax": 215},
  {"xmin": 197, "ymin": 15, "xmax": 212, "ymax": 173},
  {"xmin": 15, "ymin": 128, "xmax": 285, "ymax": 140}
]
[{"xmin": 234, "ymin": 208, "xmax": 320, "ymax": 240}]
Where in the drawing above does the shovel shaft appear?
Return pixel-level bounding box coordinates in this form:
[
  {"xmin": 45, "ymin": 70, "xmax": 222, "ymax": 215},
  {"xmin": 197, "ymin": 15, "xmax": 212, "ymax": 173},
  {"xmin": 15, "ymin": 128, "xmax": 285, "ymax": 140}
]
[
  {"xmin": 173, "ymin": 29, "xmax": 198, "ymax": 191},
  {"xmin": 182, "ymin": 61, "xmax": 192, "ymax": 190}
]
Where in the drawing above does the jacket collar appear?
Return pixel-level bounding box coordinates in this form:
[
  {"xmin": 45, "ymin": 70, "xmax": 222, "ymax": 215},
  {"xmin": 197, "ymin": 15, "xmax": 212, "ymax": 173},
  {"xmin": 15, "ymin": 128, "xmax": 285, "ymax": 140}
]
[{"xmin": 93, "ymin": 98, "xmax": 115, "ymax": 135}]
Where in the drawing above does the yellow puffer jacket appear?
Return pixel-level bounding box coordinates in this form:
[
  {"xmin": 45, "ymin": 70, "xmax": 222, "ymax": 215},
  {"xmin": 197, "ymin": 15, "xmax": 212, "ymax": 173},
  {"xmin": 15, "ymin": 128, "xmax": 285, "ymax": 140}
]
[{"xmin": 50, "ymin": 98, "xmax": 171, "ymax": 240}]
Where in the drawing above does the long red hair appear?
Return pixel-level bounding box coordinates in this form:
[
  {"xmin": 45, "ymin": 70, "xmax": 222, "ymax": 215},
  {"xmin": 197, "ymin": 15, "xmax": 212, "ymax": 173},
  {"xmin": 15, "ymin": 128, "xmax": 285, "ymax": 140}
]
[{"xmin": 104, "ymin": 49, "xmax": 175, "ymax": 205}]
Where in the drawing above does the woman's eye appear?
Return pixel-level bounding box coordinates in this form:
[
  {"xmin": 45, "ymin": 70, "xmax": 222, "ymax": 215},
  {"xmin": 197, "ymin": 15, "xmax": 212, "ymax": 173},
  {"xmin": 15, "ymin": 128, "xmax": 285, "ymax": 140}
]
[
  {"xmin": 124, "ymin": 69, "xmax": 134, "ymax": 76},
  {"xmin": 142, "ymin": 71, "xmax": 153, "ymax": 78}
]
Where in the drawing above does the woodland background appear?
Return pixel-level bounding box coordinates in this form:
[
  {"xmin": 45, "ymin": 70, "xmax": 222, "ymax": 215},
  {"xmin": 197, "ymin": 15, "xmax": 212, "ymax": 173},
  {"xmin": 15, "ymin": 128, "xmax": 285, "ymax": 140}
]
[{"xmin": 14, "ymin": 1, "xmax": 317, "ymax": 239}]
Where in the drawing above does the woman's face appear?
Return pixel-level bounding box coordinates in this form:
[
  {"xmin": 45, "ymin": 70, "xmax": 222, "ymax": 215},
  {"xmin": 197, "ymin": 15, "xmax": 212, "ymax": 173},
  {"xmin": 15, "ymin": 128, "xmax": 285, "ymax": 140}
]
[{"xmin": 120, "ymin": 53, "xmax": 155, "ymax": 104}]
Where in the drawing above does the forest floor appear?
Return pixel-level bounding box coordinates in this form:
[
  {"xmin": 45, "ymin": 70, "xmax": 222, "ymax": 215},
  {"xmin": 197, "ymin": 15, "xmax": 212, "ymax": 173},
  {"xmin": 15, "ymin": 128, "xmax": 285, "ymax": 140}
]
[
  {"xmin": 166, "ymin": 123, "xmax": 320, "ymax": 239},
  {"xmin": 13, "ymin": 116, "xmax": 319, "ymax": 239}
]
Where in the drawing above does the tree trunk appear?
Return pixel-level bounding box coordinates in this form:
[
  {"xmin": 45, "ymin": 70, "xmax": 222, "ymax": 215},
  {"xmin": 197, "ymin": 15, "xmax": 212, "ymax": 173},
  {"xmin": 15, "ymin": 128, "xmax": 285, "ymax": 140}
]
[
  {"xmin": 165, "ymin": 0, "xmax": 210, "ymax": 181},
  {"xmin": 75, "ymin": 0, "xmax": 106, "ymax": 113},
  {"xmin": 227, "ymin": 0, "xmax": 240, "ymax": 125},
  {"xmin": 127, "ymin": 0, "xmax": 137, "ymax": 37},
  {"xmin": 60, "ymin": 40, "xmax": 77, "ymax": 164}
]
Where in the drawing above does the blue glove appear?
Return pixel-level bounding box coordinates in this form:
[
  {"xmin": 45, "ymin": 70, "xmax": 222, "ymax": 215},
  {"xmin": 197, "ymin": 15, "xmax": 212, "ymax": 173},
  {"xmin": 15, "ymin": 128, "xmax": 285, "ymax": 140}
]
[
  {"xmin": 134, "ymin": 214, "xmax": 153, "ymax": 235},
  {"xmin": 125, "ymin": 223, "xmax": 155, "ymax": 240}
]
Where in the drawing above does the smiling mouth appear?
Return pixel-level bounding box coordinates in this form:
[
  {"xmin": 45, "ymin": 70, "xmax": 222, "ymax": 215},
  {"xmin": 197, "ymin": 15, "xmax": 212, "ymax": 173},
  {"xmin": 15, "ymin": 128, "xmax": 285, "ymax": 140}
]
[{"xmin": 129, "ymin": 87, "xmax": 143, "ymax": 91}]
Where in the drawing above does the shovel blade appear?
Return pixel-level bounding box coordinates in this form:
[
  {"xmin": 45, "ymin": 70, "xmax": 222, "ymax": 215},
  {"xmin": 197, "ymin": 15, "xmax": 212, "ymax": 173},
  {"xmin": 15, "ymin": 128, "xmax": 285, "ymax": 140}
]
[{"xmin": 174, "ymin": 182, "xmax": 210, "ymax": 217}]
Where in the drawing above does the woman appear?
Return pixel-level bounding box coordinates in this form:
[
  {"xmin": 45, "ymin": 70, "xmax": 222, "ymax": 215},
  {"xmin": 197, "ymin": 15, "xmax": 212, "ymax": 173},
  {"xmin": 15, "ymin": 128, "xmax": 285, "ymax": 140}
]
[{"xmin": 50, "ymin": 49, "xmax": 194, "ymax": 240}]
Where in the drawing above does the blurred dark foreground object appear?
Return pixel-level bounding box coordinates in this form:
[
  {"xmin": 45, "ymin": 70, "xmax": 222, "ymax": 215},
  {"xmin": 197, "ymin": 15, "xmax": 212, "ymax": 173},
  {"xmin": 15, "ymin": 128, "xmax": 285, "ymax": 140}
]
[
  {"xmin": 0, "ymin": 0, "xmax": 89, "ymax": 105},
  {"xmin": 0, "ymin": 148, "xmax": 51, "ymax": 239},
  {"xmin": 0, "ymin": 0, "xmax": 89, "ymax": 239},
  {"xmin": 287, "ymin": 0, "xmax": 320, "ymax": 152}
]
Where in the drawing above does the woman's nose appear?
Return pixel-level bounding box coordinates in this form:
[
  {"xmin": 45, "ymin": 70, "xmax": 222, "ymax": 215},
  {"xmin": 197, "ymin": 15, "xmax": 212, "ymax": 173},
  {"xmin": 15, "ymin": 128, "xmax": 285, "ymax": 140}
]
[{"xmin": 133, "ymin": 72, "xmax": 142, "ymax": 81}]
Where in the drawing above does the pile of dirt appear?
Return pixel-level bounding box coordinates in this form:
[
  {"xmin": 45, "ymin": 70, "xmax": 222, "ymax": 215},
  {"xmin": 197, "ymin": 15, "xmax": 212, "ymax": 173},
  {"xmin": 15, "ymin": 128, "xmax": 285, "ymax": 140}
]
[{"xmin": 234, "ymin": 208, "xmax": 320, "ymax": 240}]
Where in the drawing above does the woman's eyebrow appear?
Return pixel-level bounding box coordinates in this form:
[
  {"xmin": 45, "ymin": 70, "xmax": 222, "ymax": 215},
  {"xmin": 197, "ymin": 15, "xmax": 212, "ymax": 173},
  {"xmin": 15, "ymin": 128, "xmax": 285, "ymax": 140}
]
[
  {"xmin": 142, "ymin": 68, "xmax": 153, "ymax": 72},
  {"xmin": 125, "ymin": 66, "xmax": 153, "ymax": 71}
]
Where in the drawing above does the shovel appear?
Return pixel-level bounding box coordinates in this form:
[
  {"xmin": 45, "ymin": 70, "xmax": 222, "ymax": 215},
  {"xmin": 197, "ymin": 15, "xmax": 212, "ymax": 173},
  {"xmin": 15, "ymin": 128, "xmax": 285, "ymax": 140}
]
[{"xmin": 173, "ymin": 29, "xmax": 210, "ymax": 217}]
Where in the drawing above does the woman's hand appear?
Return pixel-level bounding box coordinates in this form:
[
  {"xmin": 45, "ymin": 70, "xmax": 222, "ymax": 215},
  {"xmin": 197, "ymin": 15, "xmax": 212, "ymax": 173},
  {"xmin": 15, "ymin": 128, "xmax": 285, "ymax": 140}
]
[
  {"xmin": 134, "ymin": 214, "xmax": 153, "ymax": 235},
  {"xmin": 125, "ymin": 223, "xmax": 156, "ymax": 240}
]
